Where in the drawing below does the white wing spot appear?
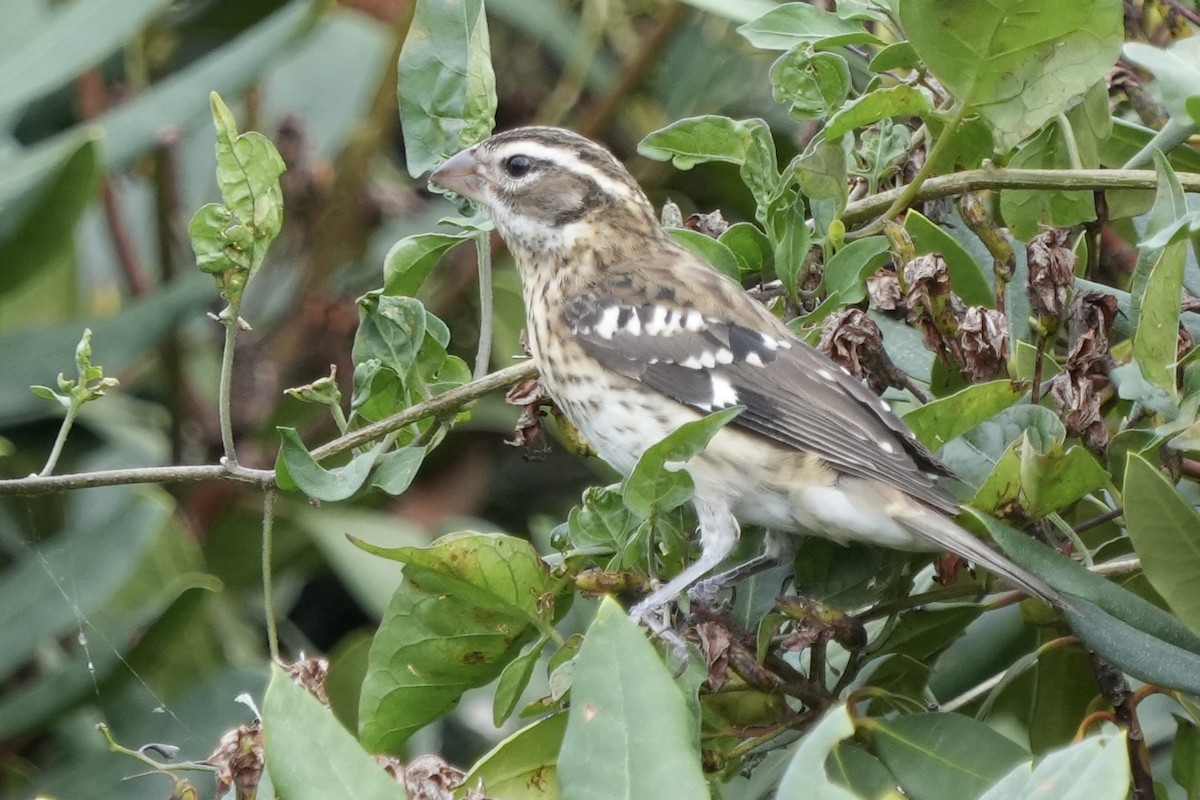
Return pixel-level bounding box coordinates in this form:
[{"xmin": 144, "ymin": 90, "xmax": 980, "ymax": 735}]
[
  {"xmin": 744, "ymin": 351, "xmax": 764, "ymax": 367},
  {"xmin": 879, "ymin": 441, "xmax": 896, "ymax": 454},
  {"xmin": 817, "ymin": 368, "xmax": 835, "ymax": 381},
  {"xmin": 699, "ymin": 351, "xmax": 717, "ymax": 369},
  {"xmin": 593, "ymin": 305, "xmax": 621, "ymax": 339},
  {"xmin": 684, "ymin": 310, "xmax": 705, "ymax": 331},
  {"xmin": 715, "ymin": 348, "xmax": 734, "ymax": 364},
  {"xmin": 879, "ymin": 399, "xmax": 891, "ymax": 413},
  {"xmin": 643, "ymin": 306, "xmax": 668, "ymax": 335},
  {"xmin": 681, "ymin": 356, "xmax": 703, "ymax": 369},
  {"xmin": 710, "ymin": 375, "xmax": 739, "ymax": 408},
  {"xmin": 623, "ymin": 310, "xmax": 641, "ymax": 336},
  {"xmin": 760, "ymin": 335, "xmax": 780, "ymax": 351}
]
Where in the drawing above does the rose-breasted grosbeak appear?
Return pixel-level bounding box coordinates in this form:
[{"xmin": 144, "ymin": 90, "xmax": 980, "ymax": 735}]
[{"xmin": 430, "ymin": 127, "xmax": 1059, "ymax": 629}]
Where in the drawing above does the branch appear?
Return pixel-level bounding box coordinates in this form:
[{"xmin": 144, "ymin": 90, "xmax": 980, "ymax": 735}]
[
  {"xmin": 0, "ymin": 463, "xmax": 274, "ymax": 496},
  {"xmin": 309, "ymin": 359, "xmax": 538, "ymax": 461},
  {"xmin": 843, "ymin": 166, "xmax": 1200, "ymax": 228},
  {"xmin": 0, "ymin": 360, "xmax": 539, "ymax": 496}
]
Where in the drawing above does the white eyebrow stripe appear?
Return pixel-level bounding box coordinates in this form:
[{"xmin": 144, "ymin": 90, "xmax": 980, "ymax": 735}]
[{"xmin": 491, "ymin": 140, "xmax": 632, "ymax": 199}]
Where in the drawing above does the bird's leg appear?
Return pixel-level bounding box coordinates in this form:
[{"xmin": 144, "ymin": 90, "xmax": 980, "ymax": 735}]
[
  {"xmin": 629, "ymin": 497, "xmax": 740, "ymax": 646},
  {"xmin": 688, "ymin": 531, "xmax": 793, "ymax": 605}
]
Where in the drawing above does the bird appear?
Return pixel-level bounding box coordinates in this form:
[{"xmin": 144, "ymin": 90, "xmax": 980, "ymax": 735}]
[{"xmin": 428, "ymin": 126, "xmax": 1060, "ymax": 634}]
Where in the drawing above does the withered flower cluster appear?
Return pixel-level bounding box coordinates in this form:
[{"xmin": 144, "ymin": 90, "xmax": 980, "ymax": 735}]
[{"xmin": 1048, "ymin": 291, "xmax": 1119, "ymax": 450}]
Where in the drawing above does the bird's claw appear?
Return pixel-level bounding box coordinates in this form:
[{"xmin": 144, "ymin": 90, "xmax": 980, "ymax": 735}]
[
  {"xmin": 686, "ymin": 578, "xmax": 724, "ymax": 607},
  {"xmin": 629, "ymin": 602, "xmax": 690, "ymax": 673}
]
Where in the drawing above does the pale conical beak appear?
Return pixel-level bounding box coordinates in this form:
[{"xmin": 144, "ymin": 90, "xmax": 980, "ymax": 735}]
[{"xmin": 429, "ymin": 148, "xmax": 486, "ymax": 201}]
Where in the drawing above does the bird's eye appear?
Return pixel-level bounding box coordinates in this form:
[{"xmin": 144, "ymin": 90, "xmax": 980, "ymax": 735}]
[{"xmin": 503, "ymin": 155, "xmax": 533, "ymax": 178}]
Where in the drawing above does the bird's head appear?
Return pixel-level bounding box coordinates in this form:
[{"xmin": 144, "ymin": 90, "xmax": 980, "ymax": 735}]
[{"xmin": 429, "ymin": 127, "xmax": 662, "ymax": 257}]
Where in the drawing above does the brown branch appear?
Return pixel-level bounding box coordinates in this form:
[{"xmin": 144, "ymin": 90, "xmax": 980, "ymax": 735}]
[
  {"xmin": 1087, "ymin": 652, "xmax": 1155, "ymax": 800},
  {"xmin": 843, "ymin": 166, "xmax": 1200, "ymax": 229},
  {"xmin": 0, "ymin": 360, "xmax": 539, "ymax": 497}
]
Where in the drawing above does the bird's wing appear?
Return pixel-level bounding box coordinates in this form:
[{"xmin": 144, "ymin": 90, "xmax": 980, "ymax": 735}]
[{"xmin": 561, "ymin": 286, "xmax": 959, "ymax": 516}]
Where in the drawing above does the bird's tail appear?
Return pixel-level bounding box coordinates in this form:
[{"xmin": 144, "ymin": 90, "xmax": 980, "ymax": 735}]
[{"xmin": 893, "ymin": 504, "xmax": 1064, "ymax": 609}]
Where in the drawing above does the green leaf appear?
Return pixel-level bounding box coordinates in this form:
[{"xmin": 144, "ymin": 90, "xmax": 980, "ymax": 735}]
[
  {"xmin": 1132, "ymin": 153, "xmax": 1188, "ymax": 397},
  {"xmin": 869, "ymin": 41, "xmax": 919, "ymax": 73},
  {"xmin": 667, "ymin": 228, "xmax": 742, "ymax": 281},
  {"xmin": 869, "ymin": 712, "xmax": 1028, "ymax": 800},
  {"xmin": 263, "ymin": 666, "xmax": 402, "ymax": 800},
  {"xmin": 398, "ymin": 0, "xmax": 496, "ymax": 178},
  {"xmin": 210, "ymin": 92, "xmax": 286, "ymax": 240},
  {"xmin": 769, "ymin": 47, "xmax": 852, "ymax": 120},
  {"xmin": 623, "ymin": 407, "xmax": 743, "ymax": 517},
  {"xmin": 773, "ymin": 193, "xmax": 813, "ymax": 302},
  {"xmin": 903, "ymin": 380, "xmax": 1026, "ymax": 450},
  {"xmin": 901, "ymin": 0, "xmax": 1123, "ymax": 151},
  {"xmin": 788, "ymin": 137, "xmax": 848, "ymax": 228},
  {"xmin": 493, "ymin": 641, "xmax": 544, "ymax": 727},
  {"xmin": 353, "ymin": 292, "xmax": 428, "ymax": 379},
  {"xmin": 1123, "ymin": 453, "xmax": 1200, "ymax": 635},
  {"xmin": 870, "ymin": 605, "xmax": 983, "ymax": 663},
  {"xmin": 1123, "ymin": 39, "xmax": 1200, "ymax": 120},
  {"xmin": 775, "ymin": 704, "xmax": 860, "ymax": 800},
  {"xmin": 978, "ymin": 730, "xmax": 1129, "ymax": 800},
  {"xmin": 463, "ymin": 712, "xmax": 568, "ymax": 798},
  {"xmin": 823, "ymin": 236, "xmax": 891, "ymax": 305},
  {"xmin": 188, "ymin": 92, "xmax": 286, "ymax": 301},
  {"xmin": 719, "ymin": 222, "xmax": 773, "ymax": 276},
  {"xmin": 1173, "ymin": 716, "xmax": 1200, "ymax": 800},
  {"xmin": 969, "ymin": 510, "xmax": 1200, "ymax": 693},
  {"xmin": 369, "ymin": 446, "xmax": 427, "ymax": 496},
  {"xmin": 939, "ymin": 405, "xmax": 1064, "ymax": 488},
  {"xmin": 825, "ymin": 84, "xmax": 936, "ymax": 141},
  {"xmin": 738, "ymin": 3, "xmax": 881, "ymax": 51},
  {"xmin": 383, "ymin": 231, "xmax": 470, "ymax": 296},
  {"xmin": 275, "ymin": 428, "xmax": 384, "ymax": 501},
  {"xmin": 974, "ymin": 430, "xmax": 1109, "ymax": 517},
  {"xmin": 558, "ymin": 598, "xmax": 709, "ymax": 800},
  {"xmin": 639, "ymin": 115, "xmax": 760, "ymax": 169},
  {"xmin": 640, "ymin": 116, "xmax": 782, "ymax": 231},
  {"xmin": 1028, "ymin": 639, "xmax": 1097, "ymax": 753},
  {"xmin": 825, "ymin": 743, "xmax": 900, "ymax": 799},
  {"xmin": 356, "ymin": 532, "xmax": 557, "ymax": 752}
]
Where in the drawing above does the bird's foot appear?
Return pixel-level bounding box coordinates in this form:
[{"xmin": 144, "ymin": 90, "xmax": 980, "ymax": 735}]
[
  {"xmin": 629, "ymin": 600, "xmax": 690, "ymax": 672},
  {"xmin": 686, "ymin": 577, "xmax": 726, "ymax": 608}
]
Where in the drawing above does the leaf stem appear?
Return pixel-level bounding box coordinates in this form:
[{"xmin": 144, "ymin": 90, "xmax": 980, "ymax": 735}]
[
  {"xmin": 39, "ymin": 401, "xmax": 81, "ymax": 477},
  {"xmin": 262, "ymin": 488, "xmax": 280, "ymax": 662},
  {"xmin": 871, "ymin": 102, "xmax": 970, "ymax": 229},
  {"xmin": 218, "ymin": 303, "xmax": 241, "ymax": 464},
  {"xmin": 473, "ymin": 229, "xmax": 494, "ymax": 379}
]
